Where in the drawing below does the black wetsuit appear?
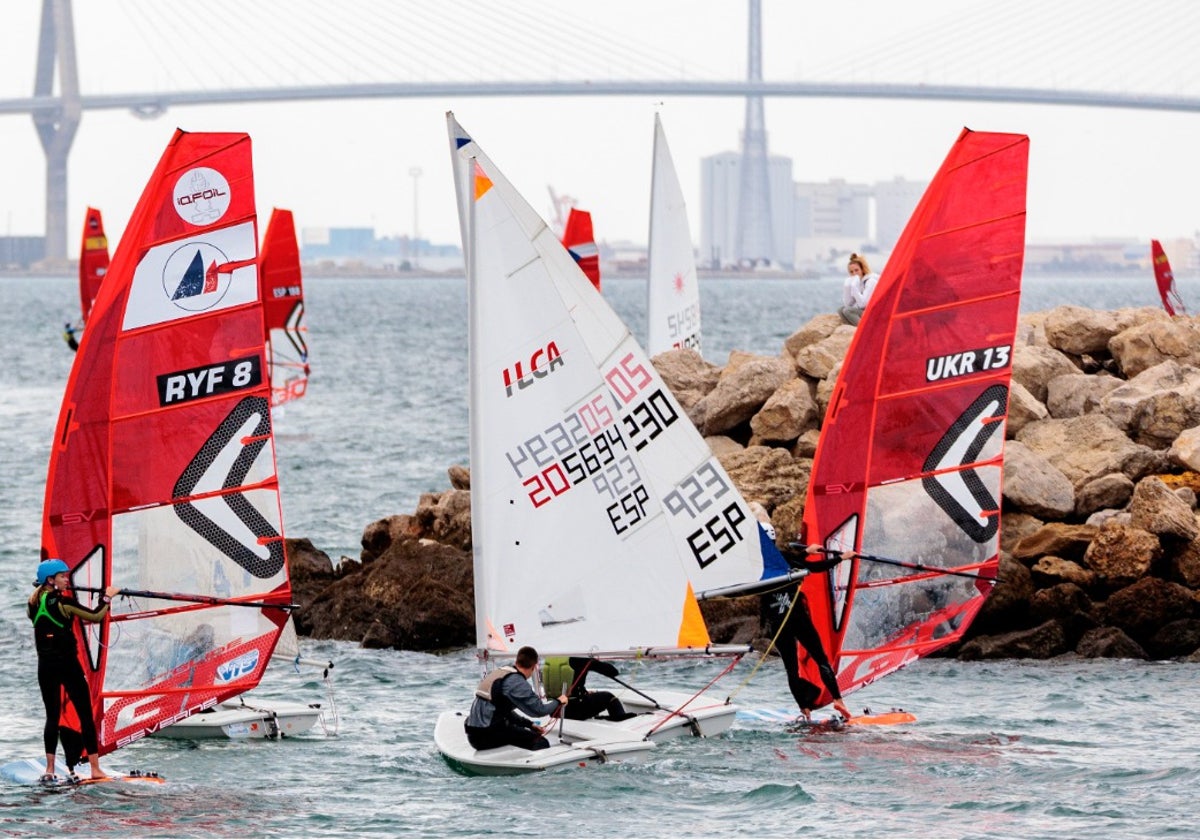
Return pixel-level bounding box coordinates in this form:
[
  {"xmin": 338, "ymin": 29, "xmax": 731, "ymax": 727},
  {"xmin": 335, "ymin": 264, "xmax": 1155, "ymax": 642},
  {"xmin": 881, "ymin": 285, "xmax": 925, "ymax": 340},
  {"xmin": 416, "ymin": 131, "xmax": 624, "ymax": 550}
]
[
  {"xmin": 563, "ymin": 658, "xmax": 634, "ymax": 722},
  {"xmin": 762, "ymin": 555, "xmax": 845, "ymax": 710},
  {"xmin": 28, "ymin": 588, "xmax": 109, "ymax": 763}
]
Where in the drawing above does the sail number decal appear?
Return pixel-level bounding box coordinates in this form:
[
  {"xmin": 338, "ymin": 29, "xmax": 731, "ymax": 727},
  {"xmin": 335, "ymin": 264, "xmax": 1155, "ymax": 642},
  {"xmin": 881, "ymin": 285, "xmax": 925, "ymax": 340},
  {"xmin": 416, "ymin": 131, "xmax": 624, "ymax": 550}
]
[
  {"xmin": 663, "ymin": 462, "xmax": 749, "ymax": 568},
  {"xmin": 157, "ymin": 355, "xmax": 262, "ymax": 406},
  {"xmin": 925, "ymin": 344, "xmax": 1011, "ymax": 383},
  {"xmin": 504, "ymin": 388, "xmax": 659, "ymax": 536},
  {"xmin": 667, "ymin": 301, "xmax": 701, "ymax": 350}
]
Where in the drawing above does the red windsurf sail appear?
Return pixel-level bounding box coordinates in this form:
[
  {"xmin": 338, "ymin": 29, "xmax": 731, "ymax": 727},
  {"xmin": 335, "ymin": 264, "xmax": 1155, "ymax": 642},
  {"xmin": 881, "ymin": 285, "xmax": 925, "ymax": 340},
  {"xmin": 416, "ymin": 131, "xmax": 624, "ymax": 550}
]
[
  {"xmin": 260, "ymin": 208, "xmax": 309, "ymax": 407},
  {"xmin": 78, "ymin": 206, "xmax": 110, "ymax": 325},
  {"xmin": 1151, "ymin": 239, "xmax": 1186, "ymax": 316},
  {"xmin": 797, "ymin": 129, "xmax": 1029, "ymax": 705},
  {"xmin": 42, "ymin": 130, "xmax": 292, "ymax": 756},
  {"xmin": 562, "ymin": 207, "xmax": 601, "ymax": 291}
]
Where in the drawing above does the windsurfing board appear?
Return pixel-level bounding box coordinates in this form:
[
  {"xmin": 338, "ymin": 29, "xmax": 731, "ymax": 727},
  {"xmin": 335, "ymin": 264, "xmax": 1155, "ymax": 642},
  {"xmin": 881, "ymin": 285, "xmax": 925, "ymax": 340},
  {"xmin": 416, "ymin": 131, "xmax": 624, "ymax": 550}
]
[
  {"xmin": 737, "ymin": 708, "xmax": 917, "ymax": 729},
  {"xmin": 1, "ymin": 758, "xmax": 165, "ymax": 787}
]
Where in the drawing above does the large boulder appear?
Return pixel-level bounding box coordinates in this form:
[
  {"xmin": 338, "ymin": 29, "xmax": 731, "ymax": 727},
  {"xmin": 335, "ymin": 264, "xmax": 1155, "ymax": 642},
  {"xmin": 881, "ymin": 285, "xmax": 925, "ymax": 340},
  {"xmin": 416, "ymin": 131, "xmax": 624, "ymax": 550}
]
[
  {"xmin": 958, "ymin": 620, "xmax": 1069, "ymax": 660},
  {"xmin": 694, "ymin": 356, "xmax": 794, "ymax": 436},
  {"xmin": 1015, "ymin": 414, "xmax": 1160, "ymax": 491},
  {"xmin": 749, "ymin": 377, "xmax": 819, "ymax": 444},
  {"xmin": 1098, "ymin": 360, "xmax": 1200, "ymax": 449},
  {"xmin": 1128, "ymin": 476, "xmax": 1200, "ymax": 542},
  {"xmin": 1098, "ymin": 577, "xmax": 1196, "ymax": 646},
  {"xmin": 1081, "ymin": 521, "xmax": 1160, "ymax": 589},
  {"xmin": 652, "ymin": 348, "xmax": 721, "ymax": 412},
  {"xmin": 1011, "ymin": 344, "xmax": 1079, "ymax": 403},
  {"xmin": 1001, "ymin": 440, "xmax": 1075, "ymax": 519},
  {"xmin": 1108, "ymin": 313, "xmax": 1200, "ymax": 377},
  {"xmin": 1043, "ymin": 305, "xmax": 1125, "ymax": 356},
  {"xmin": 304, "ymin": 537, "xmax": 474, "ymax": 650}
]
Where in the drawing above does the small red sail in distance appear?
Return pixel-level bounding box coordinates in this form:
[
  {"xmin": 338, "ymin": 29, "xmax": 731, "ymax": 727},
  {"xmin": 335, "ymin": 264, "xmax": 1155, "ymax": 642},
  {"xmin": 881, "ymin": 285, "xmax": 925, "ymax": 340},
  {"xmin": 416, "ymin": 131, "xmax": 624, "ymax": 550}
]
[
  {"xmin": 1151, "ymin": 239, "xmax": 1186, "ymax": 316},
  {"xmin": 562, "ymin": 207, "xmax": 601, "ymax": 291},
  {"xmin": 42, "ymin": 130, "xmax": 292, "ymax": 757},
  {"xmin": 797, "ymin": 129, "xmax": 1029, "ymax": 708},
  {"xmin": 78, "ymin": 206, "xmax": 110, "ymax": 324},
  {"xmin": 259, "ymin": 208, "xmax": 309, "ymax": 407}
]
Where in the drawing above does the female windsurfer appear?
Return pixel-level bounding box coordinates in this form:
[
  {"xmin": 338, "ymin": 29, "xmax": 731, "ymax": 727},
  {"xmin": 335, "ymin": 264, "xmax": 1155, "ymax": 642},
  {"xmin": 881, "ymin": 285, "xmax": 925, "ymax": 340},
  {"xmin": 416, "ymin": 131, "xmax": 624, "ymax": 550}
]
[
  {"xmin": 838, "ymin": 253, "xmax": 878, "ymax": 326},
  {"xmin": 749, "ymin": 503, "xmax": 853, "ymax": 721},
  {"xmin": 28, "ymin": 559, "xmax": 120, "ymax": 782}
]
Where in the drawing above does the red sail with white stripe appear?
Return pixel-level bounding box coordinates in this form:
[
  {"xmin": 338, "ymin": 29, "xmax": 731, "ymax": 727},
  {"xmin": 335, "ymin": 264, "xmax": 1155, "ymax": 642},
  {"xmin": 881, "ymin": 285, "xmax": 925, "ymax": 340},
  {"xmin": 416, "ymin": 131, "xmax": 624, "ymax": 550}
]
[
  {"xmin": 798, "ymin": 129, "xmax": 1029, "ymax": 703},
  {"xmin": 42, "ymin": 130, "xmax": 292, "ymax": 755},
  {"xmin": 260, "ymin": 208, "xmax": 309, "ymax": 407},
  {"xmin": 562, "ymin": 208, "xmax": 601, "ymax": 292}
]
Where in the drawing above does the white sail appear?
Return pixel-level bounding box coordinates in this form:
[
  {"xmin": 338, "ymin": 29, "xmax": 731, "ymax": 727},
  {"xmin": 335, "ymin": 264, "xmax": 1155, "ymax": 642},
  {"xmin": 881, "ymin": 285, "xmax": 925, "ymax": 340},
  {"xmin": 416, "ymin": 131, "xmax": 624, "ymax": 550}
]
[
  {"xmin": 646, "ymin": 114, "xmax": 702, "ymax": 357},
  {"xmin": 446, "ymin": 114, "xmax": 778, "ymax": 658}
]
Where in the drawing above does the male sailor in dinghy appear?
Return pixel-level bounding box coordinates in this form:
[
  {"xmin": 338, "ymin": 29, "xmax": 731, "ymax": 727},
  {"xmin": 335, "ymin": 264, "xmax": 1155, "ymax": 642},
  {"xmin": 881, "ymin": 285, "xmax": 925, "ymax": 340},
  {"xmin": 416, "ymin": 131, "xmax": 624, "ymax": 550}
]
[
  {"xmin": 562, "ymin": 658, "xmax": 636, "ymax": 722},
  {"xmin": 464, "ymin": 646, "xmax": 569, "ymax": 751},
  {"xmin": 27, "ymin": 559, "xmax": 121, "ymax": 782},
  {"xmin": 749, "ymin": 504, "xmax": 853, "ymax": 722}
]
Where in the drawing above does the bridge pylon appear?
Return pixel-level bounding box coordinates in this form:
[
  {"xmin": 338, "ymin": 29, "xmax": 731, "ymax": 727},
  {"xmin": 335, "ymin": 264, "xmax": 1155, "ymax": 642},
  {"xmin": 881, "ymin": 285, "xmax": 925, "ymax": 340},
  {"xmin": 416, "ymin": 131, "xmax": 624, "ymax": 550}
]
[
  {"xmin": 734, "ymin": 0, "xmax": 775, "ymax": 268},
  {"xmin": 33, "ymin": 0, "xmax": 81, "ymax": 268}
]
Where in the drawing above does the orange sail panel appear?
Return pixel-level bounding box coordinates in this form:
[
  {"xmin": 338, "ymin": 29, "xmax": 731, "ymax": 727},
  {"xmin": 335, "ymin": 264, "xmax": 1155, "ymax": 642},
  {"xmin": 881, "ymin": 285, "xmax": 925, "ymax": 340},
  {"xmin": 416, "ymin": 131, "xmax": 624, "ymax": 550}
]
[
  {"xmin": 42, "ymin": 131, "xmax": 292, "ymax": 756},
  {"xmin": 1151, "ymin": 239, "xmax": 1186, "ymax": 316},
  {"xmin": 799, "ymin": 129, "xmax": 1029, "ymax": 704},
  {"xmin": 259, "ymin": 208, "xmax": 309, "ymax": 406},
  {"xmin": 78, "ymin": 206, "xmax": 110, "ymax": 325},
  {"xmin": 562, "ymin": 208, "xmax": 601, "ymax": 291}
]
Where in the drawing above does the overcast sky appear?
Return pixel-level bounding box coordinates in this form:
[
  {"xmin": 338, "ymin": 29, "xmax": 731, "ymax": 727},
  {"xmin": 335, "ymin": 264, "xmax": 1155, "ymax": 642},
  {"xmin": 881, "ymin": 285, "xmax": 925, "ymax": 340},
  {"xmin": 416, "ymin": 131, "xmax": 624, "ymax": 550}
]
[{"xmin": 1, "ymin": 0, "xmax": 1197, "ymax": 250}]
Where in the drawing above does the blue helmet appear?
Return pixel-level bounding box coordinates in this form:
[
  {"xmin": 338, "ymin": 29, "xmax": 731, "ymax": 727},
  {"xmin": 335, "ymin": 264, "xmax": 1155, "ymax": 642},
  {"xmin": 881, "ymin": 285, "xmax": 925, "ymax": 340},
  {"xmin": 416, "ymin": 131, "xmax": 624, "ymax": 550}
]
[{"xmin": 35, "ymin": 559, "xmax": 69, "ymax": 586}]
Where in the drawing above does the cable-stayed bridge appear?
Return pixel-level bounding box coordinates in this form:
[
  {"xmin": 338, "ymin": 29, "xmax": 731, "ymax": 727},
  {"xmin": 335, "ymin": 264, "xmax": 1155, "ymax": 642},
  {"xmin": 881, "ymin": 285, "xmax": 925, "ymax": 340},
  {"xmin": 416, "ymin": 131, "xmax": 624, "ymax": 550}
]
[{"xmin": 3, "ymin": 0, "xmax": 1199, "ymax": 262}]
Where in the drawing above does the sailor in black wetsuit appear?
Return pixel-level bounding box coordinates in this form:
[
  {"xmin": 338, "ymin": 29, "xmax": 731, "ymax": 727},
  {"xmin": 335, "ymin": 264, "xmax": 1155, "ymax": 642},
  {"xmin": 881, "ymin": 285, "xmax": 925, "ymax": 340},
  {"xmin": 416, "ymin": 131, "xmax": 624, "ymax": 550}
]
[
  {"xmin": 562, "ymin": 658, "xmax": 636, "ymax": 722},
  {"xmin": 464, "ymin": 646, "xmax": 568, "ymax": 751},
  {"xmin": 27, "ymin": 559, "xmax": 120, "ymax": 782},
  {"xmin": 762, "ymin": 545, "xmax": 853, "ymax": 721}
]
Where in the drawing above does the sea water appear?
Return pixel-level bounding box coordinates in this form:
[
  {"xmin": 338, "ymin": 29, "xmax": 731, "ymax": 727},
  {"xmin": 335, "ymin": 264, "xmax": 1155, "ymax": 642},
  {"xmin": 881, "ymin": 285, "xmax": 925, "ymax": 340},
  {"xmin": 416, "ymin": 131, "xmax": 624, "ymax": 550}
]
[{"xmin": 0, "ymin": 273, "xmax": 1195, "ymax": 840}]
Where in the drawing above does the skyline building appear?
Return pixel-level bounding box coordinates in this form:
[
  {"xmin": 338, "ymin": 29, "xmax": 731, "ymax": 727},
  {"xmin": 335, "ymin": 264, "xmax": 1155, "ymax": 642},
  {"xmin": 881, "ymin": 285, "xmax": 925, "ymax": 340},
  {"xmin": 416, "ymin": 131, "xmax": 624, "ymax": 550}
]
[{"xmin": 700, "ymin": 151, "xmax": 795, "ymax": 268}]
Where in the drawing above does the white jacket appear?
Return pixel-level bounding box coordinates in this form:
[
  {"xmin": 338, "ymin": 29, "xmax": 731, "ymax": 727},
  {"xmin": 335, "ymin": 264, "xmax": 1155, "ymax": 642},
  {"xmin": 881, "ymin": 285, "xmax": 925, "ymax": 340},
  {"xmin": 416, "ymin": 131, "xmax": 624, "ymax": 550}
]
[{"xmin": 842, "ymin": 272, "xmax": 878, "ymax": 309}]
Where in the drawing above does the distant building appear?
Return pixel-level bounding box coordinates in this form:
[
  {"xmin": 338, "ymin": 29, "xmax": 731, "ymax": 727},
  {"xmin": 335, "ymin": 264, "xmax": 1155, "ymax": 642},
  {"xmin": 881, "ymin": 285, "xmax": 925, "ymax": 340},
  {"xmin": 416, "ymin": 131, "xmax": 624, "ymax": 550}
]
[
  {"xmin": 700, "ymin": 148, "xmax": 929, "ymax": 271},
  {"xmin": 794, "ymin": 179, "xmax": 871, "ymax": 240},
  {"xmin": 0, "ymin": 236, "xmax": 45, "ymax": 269},
  {"xmin": 700, "ymin": 151, "xmax": 795, "ymax": 268},
  {"xmin": 875, "ymin": 177, "xmax": 927, "ymax": 250},
  {"xmin": 300, "ymin": 226, "xmax": 461, "ymax": 271}
]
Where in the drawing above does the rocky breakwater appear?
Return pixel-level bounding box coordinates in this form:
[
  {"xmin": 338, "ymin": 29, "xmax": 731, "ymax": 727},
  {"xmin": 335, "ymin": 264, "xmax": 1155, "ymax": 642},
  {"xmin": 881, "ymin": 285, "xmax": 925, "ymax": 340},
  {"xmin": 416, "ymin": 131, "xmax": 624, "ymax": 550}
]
[{"xmin": 297, "ymin": 305, "xmax": 1200, "ymax": 662}]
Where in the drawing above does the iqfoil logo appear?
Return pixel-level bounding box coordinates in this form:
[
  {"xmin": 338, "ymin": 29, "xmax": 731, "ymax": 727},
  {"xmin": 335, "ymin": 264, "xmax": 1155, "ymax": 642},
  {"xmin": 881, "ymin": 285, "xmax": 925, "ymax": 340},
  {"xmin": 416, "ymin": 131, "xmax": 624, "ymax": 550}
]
[{"xmin": 173, "ymin": 167, "xmax": 231, "ymax": 226}]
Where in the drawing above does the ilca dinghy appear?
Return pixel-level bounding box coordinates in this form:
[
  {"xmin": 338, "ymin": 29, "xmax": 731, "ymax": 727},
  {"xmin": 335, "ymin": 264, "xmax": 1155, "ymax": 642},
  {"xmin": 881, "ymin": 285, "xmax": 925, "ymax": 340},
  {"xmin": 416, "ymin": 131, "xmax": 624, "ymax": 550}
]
[{"xmin": 435, "ymin": 114, "xmax": 795, "ymax": 775}]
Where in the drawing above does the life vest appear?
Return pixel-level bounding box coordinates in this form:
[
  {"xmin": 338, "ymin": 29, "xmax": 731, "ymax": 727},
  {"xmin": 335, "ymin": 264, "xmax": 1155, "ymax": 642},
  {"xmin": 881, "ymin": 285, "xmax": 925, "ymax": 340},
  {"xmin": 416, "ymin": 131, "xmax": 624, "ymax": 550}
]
[
  {"xmin": 31, "ymin": 590, "xmax": 66, "ymax": 629},
  {"xmin": 474, "ymin": 666, "xmax": 519, "ymax": 702}
]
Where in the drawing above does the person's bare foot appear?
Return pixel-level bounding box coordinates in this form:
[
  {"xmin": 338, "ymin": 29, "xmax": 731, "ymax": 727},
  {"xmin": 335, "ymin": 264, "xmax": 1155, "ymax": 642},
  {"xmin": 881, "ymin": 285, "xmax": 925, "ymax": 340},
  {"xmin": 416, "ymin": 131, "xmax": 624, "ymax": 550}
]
[{"xmin": 833, "ymin": 700, "xmax": 852, "ymax": 720}]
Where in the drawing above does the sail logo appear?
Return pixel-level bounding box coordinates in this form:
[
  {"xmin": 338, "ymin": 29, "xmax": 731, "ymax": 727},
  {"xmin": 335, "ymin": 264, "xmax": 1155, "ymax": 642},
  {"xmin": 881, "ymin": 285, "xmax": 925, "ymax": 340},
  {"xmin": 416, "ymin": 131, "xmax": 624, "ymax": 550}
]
[
  {"xmin": 921, "ymin": 384, "xmax": 1008, "ymax": 543},
  {"xmin": 216, "ymin": 650, "xmax": 260, "ymax": 683},
  {"xmin": 925, "ymin": 344, "xmax": 1011, "ymax": 383},
  {"xmin": 173, "ymin": 167, "xmax": 231, "ymax": 226},
  {"xmin": 173, "ymin": 396, "xmax": 287, "ymax": 579},
  {"xmin": 157, "ymin": 354, "xmax": 263, "ymax": 406},
  {"xmin": 161, "ymin": 241, "xmax": 233, "ymax": 312},
  {"xmin": 502, "ymin": 341, "xmax": 564, "ymax": 397}
]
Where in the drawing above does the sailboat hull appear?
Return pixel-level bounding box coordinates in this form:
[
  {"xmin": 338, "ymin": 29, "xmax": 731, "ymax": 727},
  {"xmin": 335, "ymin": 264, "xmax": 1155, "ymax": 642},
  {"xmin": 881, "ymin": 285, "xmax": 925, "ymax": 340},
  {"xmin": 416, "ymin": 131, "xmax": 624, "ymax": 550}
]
[
  {"xmin": 434, "ymin": 711, "xmax": 655, "ymax": 776},
  {"xmin": 153, "ymin": 697, "xmax": 322, "ymax": 740},
  {"xmin": 564, "ymin": 689, "xmax": 738, "ymax": 741}
]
